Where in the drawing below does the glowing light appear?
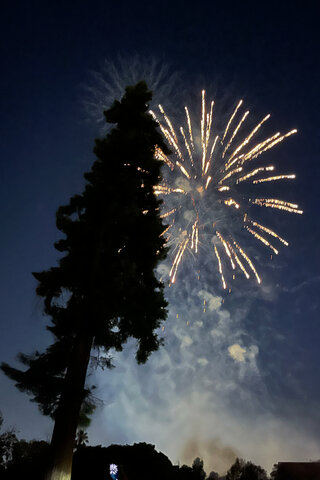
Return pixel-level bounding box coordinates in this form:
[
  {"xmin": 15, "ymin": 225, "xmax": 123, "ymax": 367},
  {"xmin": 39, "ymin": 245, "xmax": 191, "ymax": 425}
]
[
  {"xmin": 110, "ymin": 464, "xmax": 118, "ymax": 480},
  {"xmin": 228, "ymin": 242, "xmax": 250, "ymax": 279},
  {"xmin": 222, "ymin": 99, "xmax": 243, "ymax": 142},
  {"xmin": 160, "ymin": 208, "xmax": 177, "ymax": 219},
  {"xmin": 170, "ymin": 238, "xmax": 189, "ymax": 284},
  {"xmin": 226, "ymin": 133, "xmax": 281, "ymax": 171},
  {"xmin": 216, "ymin": 231, "xmax": 235, "ymax": 269},
  {"xmin": 227, "ymin": 114, "xmax": 271, "ymax": 164},
  {"xmin": 154, "ymin": 185, "xmax": 186, "ymax": 195},
  {"xmin": 246, "ymin": 226, "xmax": 279, "ymax": 255},
  {"xmin": 185, "ymin": 106, "xmax": 195, "ymax": 151},
  {"xmin": 253, "ymin": 129, "xmax": 297, "ymax": 158},
  {"xmin": 152, "ymin": 91, "xmax": 301, "ymax": 288},
  {"xmin": 237, "ymin": 166, "xmax": 274, "ymax": 183},
  {"xmin": 233, "ymin": 240, "xmax": 261, "ymax": 284},
  {"xmin": 191, "ymin": 220, "xmax": 199, "ymax": 253},
  {"xmin": 224, "ymin": 198, "xmax": 240, "ymax": 209},
  {"xmin": 222, "ymin": 110, "xmax": 249, "ymax": 158},
  {"xmin": 253, "ymin": 174, "xmax": 296, "ymax": 184},
  {"xmin": 159, "ymin": 104, "xmax": 178, "ymax": 143},
  {"xmin": 110, "ymin": 465, "xmax": 118, "ymax": 475},
  {"xmin": 205, "ymin": 135, "xmax": 219, "ymax": 175},
  {"xmin": 176, "ymin": 160, "xmax": 191, "ymax": 179},
  {"xmin": 205, "ymin": 176, "xmax": 212, "ymax": 189},
  {"xmin": 160, "ymin": 224, "xmax": 173, "ymax": 237},
  {"xmin": 180, "ymin": 126, "xmax": 194, "ymax": 165},
  {"xmin": 214, "ymin": 245, "xmax": 227, "ymax": 289},
  {"xmin": 249, "ymin": 220, "xmax": 289, "ymax": 246},
  {"xmin": 219, "ymin": 167, "xmax": 243, "ymax": 184},
  {"xmin": 154, "ymin": 145, "xmax": 175, "ymax": 170},
  {"xmin": 251, "ymin": 198, "xmax": 303, "ymax": 214}
]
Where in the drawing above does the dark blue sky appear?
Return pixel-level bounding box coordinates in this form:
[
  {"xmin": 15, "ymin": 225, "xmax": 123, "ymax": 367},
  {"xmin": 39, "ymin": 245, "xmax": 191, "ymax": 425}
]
[{"xmin": 0, "ymin": 1, "xmax": 319, "ymax": 474}]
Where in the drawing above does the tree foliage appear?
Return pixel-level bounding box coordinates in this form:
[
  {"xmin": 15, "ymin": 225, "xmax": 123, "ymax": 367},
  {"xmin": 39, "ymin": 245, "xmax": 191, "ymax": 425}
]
[
  {"xmin": 192, "ymin": 457, "xmax": 206, "ymax": 480},
  {"xmin": 1, "ymin": 81, "xmax": 170, "ymax": 422},
  {"xmin": 1, "ymin": 345, "xmax": 96, "ymax": 425},
  {"xmin": 1, "ymin": 82, "xmax": 171, "ymax": 479},
  {"xmin": 226, "ymin": 458, "xmax": 268, "ymax": 480}
]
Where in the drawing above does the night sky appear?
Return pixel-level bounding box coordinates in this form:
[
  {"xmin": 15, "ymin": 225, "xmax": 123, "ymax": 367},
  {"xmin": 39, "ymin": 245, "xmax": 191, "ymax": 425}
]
[{"xmin": 0, "ymin": 1, "xmax": 319, "ymax": 475}]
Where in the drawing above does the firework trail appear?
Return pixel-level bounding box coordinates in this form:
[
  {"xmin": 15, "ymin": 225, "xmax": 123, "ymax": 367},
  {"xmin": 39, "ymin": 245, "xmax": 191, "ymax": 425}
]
[{"xmin": 151, "ymin": 91, "xmax": 302, "ymax": 290}]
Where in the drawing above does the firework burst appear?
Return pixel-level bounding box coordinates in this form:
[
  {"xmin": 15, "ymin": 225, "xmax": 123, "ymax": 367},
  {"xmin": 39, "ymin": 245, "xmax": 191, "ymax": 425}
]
[{"xmin": 151, "ymin": 91, "xmax": 302, "ymax": 290}]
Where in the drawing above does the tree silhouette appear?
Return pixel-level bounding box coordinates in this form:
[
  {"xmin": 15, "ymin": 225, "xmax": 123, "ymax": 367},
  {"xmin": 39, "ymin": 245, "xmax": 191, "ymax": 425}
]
[
  {"xmin": 207, "ymin": 471, "xmax": 220, "ymax": 480},
  {"xmin": 241, "ymin": 462, "xmax": 268, "ymax": 480},
  {"xmin": 226, "ymin": 458, "xmax": 268, "ymax": 480},
  {"xmin": 192, "ymin": 457, "xmax": 206, "ymax": 480},
  {"xmin": 1, "ymin": 81, "xmax": 170, "ymax": 480},
  {"xmin": 226, "ymin": 458, "xmax": 244, "ymax": 480},
  {"xmin": 2, "ymin": 438, "xmax": 50, "ymax": 480}
]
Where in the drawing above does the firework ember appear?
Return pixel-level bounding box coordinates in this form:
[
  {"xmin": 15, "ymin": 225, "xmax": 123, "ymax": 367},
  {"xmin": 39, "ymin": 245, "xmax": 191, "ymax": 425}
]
[{"xmin": 151, "ymin": 91, "xmax": 302, "ymax": 288}]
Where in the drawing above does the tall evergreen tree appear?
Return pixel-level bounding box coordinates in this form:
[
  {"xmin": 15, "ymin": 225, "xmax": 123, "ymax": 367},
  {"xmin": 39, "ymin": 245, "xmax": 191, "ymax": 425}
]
[{"xmin": 1, "ymin": 81, "xmax": 170, "ymax": 480}]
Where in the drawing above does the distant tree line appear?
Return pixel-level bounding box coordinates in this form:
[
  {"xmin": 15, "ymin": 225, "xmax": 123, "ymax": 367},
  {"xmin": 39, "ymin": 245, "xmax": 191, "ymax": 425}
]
[{"xmin": 0, "ymin": 412, "xmax": 278, "ymax": 480}]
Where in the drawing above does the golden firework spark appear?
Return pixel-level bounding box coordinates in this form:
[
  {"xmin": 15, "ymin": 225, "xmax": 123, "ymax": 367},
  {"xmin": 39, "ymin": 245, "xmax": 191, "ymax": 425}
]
[
  {"xmin": 160, "ymin": 224, "xmax": 173, "ymax": 237},
  {"xmin": 222, "ymin": 110, "xmax": 250, "ymax": 158},
  {"xmin": 152, "ymin": 91, "xmax": 301, "ymax": 288},
  {"xmin": 245, "ymin": 226, "xmax": 279, "ymax": 255},
  {"xmin": 252, "ymin": 174, "xmax": 296, "ymax": 184},
  {"xmin": 222, "ymin": 99, "xmax": 243, "ymax": 142},
  {"xmin": 233, "ymin": 240, "xmax": 261, "ymax": 284},
  {"xmin": 227, "ymin": 114, "xmax": 271, "ymax": 165},
  {"xmin": 249, "ymin": 220, "xmax": 289, "ymax": 246},
  {"xmin": 237, "ymin": 166, "xmax": 274, "ymax": 183},
  {"xmin": 228, "ymin": 242, "xmax": 250, "ymax": 279},
  {"xmin": 170, "ymin": 238, "xmax": 189, "ymax": 284},
  {"xmin": 219, "ymin": 167, "xmax": 243, "ymax": 185},
  {"xmin": 224, "ymin": 198, "xmax": 240, "ymax": 209},
  {"xmin": 154, "ymin": 185, "xmax": 186, "ymax": 195},
  {"xmin": 160, "ymin": 208, "xmax": 177, "ymax": 219},
  {"xmin": 216, "ymin": 231, "xmax": 236, "ymax": 270},
  {"xmin": 214, "ymin": 244, "xmax": 227, "ymax": 289},
  {"xmin": 250, "ymin": 198, "xmax": 303, "ymax": 214}
]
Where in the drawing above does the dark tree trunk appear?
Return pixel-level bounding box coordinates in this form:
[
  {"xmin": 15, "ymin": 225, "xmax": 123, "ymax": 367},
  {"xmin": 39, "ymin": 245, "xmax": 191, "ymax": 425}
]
[{"xmin": 45, "ymin": 329, "xmax": 93, "ymax": 480}]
